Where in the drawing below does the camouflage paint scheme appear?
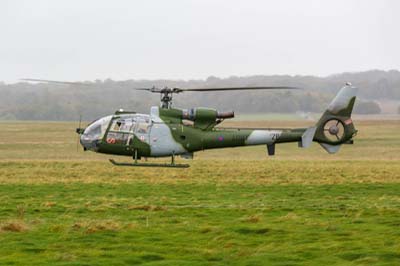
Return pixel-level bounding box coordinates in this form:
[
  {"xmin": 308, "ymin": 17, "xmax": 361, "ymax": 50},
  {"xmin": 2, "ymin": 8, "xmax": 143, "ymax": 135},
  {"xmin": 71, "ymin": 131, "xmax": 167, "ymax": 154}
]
[{"xmin": 79, "ymin": 84, "xmax": 358, "ymax": 159}]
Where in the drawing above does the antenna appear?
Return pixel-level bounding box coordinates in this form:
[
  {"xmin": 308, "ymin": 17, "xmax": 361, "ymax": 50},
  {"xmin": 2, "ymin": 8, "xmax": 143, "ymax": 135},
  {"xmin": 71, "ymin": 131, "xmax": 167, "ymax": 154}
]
[{"xmin": 76, "ymin": 114, "xmax": 82, "ymax": 152}]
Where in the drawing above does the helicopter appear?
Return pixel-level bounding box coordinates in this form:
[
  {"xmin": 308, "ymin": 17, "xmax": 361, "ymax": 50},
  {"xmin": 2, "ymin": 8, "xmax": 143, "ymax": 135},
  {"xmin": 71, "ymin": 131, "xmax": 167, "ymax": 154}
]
[{"xmin": 22, "ymin": 79, "xmax": 358, "ymax": 168}]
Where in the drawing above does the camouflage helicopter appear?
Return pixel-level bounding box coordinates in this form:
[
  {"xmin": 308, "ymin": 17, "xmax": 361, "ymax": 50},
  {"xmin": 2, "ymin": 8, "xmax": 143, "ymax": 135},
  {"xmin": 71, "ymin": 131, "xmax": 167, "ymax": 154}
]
[{"xmin": 23, "ymin": 79, "xmax": 358, "ymax": 168}]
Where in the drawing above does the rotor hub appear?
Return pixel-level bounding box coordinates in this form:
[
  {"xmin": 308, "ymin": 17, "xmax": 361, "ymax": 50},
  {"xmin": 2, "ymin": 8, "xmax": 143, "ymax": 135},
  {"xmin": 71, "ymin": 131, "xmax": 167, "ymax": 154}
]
[{"xmin": 328, "ymin": 125, "xmax": 339, "ymax": 135}]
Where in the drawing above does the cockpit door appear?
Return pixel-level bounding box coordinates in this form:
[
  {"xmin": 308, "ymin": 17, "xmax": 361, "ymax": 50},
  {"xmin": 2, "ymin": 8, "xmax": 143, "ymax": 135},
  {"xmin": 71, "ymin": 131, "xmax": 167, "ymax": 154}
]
[
  {"xmin": 105, "ymin": 117, "xmax": 136, "ymax": 146},
  {"xmin": 134, "ymin": 116, "xmax": 151, "ymax": 145},
  {"xmin": 103, "ymin": 115, "xmax": 152, "ymax": 156}
]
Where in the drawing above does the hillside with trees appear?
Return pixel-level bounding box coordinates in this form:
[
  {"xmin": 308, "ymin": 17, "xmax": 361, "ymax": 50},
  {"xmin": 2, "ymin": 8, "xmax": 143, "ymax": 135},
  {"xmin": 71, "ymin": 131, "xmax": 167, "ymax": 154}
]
[{"xmin": 0, "ymin": 70, "xmax": 399, "ymax": 121}]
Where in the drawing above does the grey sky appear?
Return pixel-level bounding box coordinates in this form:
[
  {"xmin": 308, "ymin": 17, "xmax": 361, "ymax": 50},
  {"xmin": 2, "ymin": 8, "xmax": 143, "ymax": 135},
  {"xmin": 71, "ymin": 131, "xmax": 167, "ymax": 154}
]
[{"xmin": 1, "ymin": 0, "xmax": 399, "ymax": 83}]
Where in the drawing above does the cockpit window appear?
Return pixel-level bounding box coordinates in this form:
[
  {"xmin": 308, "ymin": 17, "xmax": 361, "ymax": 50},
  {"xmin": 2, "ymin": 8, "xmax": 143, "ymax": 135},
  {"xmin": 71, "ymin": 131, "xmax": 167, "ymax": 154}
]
[
  {"xmin": 83, "ymin": 115, "xmax": 112, "ymax": 140},
  {"xmin": 87, "ymin": 124, "xmax": 101, "ymax": 138},
  {"xmin": 110, "ymin": 117, "xmax": 137, "ymax": 133},
  {"xmin": 135, "ymin": 115, "xmax": 150, "ymax": 133}
]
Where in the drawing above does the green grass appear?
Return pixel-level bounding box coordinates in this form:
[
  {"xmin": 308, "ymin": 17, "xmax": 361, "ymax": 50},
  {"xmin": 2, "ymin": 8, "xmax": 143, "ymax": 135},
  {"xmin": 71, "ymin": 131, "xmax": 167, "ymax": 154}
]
[
  {"xmin": 0, "ymin": 120, "xmax": 399, "ymax": 265},
  {"xmin": 1, "ymin": 182, "xmax": 399, "ymax": 265}
]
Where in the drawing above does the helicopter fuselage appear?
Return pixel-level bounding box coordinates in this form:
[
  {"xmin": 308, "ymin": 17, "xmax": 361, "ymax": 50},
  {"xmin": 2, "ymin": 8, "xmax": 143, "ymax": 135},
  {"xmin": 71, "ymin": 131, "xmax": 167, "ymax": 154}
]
[
  {"xmin": 22, "ymin": 79, "xmax": 358, "ymax": 166},
  {"xmin": 79, "ymin": 106, "xmax": 308, "ymax": 159},
  {"xmin": 78, "ymin": 83, "xmax": 359, "ymax": 165}
]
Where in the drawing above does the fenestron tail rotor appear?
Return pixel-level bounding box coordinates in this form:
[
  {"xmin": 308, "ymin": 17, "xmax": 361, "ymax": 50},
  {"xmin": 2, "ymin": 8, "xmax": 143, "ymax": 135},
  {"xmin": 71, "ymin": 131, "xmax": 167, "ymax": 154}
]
[{"xmin": 323, "ymin": 119, "xmax": 345, "ymax": 142}]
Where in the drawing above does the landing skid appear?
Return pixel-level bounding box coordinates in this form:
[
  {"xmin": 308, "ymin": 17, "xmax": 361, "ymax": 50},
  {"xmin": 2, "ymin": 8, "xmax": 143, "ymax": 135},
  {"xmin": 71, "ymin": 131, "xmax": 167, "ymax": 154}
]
[
  {"xmin": 109, "ymin": 159, "xmax": 190, "ymax": 168},
  {"xmin": 109, "ymin": 150, "xmax": 190, "ymax": 168}
]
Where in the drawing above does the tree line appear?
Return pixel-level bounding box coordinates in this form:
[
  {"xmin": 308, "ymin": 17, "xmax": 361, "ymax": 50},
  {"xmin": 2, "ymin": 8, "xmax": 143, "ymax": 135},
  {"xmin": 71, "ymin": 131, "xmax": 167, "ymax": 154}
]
[{"xmin": 0, "ymin": 69, "xmax": 399, "ymax": 121}]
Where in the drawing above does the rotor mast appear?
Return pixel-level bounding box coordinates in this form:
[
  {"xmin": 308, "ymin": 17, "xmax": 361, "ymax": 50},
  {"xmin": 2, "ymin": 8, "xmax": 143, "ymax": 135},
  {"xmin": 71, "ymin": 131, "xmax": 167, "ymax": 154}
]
[{"xmin": 160, "ymin": 89, "xmax": 173, "ymax": 109}]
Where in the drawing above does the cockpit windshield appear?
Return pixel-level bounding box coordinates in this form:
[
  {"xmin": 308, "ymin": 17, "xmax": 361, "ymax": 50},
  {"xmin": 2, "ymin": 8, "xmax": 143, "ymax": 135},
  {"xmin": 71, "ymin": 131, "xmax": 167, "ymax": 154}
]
[
  {"xmin": 82, "ymin": 115, "xmax": 112, "ymax": 141},
  {"xmin": 80, "ymin": 114, "xmax": 151, "ymax": 151}
]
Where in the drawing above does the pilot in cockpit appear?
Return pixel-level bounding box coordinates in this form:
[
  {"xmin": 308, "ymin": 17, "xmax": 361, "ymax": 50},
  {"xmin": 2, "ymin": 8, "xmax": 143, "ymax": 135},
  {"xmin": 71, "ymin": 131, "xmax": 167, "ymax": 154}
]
[{"xmin": 113, "ymin": 121, "xmax": 121, "ymax": 131}]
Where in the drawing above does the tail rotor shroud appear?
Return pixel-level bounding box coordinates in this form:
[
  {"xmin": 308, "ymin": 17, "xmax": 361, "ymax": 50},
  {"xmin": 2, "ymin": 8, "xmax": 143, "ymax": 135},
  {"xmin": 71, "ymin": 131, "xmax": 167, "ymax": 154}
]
[{"xmin": 323, "ymin": 119, "xmax": 345, "ymax": 142}]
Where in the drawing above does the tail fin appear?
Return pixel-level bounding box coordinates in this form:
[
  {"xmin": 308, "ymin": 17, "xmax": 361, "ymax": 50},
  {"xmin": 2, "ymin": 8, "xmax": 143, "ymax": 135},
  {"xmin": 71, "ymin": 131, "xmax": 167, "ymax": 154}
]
[{"xmin": 314, "ymin": 83, "xmax": 358, "ymax": 154}]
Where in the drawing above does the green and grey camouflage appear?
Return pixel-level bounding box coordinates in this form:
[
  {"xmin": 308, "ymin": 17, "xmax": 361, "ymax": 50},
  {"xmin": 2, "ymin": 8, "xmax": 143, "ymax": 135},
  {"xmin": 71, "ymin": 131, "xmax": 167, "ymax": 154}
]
[{"xmin": 78, "ymin": 83, "xmax": 358, "ymax": 167}]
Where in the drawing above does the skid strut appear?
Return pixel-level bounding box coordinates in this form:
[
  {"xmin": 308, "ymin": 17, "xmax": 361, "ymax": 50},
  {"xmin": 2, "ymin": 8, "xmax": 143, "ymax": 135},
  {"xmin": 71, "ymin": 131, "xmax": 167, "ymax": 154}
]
[{"xmin": 109, "ymin": 150, "xmax": 190, "ymax": 168}]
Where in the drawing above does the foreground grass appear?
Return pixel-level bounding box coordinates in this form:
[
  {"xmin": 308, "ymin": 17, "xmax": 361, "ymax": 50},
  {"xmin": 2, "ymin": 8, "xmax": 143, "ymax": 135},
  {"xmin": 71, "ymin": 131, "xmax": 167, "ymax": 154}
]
[
  {"xmin": 0, "ymin": 172, "xmax": 399, "ymax": 265},
  {"xmin": 0, "ymin": 120, "xmax": 399, "ymax": 265}
]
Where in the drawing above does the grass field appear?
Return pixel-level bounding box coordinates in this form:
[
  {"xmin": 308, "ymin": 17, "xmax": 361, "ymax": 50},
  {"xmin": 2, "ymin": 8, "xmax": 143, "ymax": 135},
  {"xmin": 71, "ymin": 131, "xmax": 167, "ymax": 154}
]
[{"xmin": 0, "ymin": 119, "xmax": 399, "ymax": 265}]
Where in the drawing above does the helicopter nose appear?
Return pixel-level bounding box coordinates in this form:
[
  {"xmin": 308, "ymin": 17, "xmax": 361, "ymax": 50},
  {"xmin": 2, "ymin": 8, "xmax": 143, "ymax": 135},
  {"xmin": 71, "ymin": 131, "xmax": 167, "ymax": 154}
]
[{"xmin": 80, "ymin": 134, "xmax": 98, "ymax": 151}]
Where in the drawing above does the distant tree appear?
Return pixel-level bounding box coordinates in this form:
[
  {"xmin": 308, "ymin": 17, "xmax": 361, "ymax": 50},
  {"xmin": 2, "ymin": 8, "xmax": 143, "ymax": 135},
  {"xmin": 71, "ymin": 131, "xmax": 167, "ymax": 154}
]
[
  {"xmin": 354, "ymin": 101, "xmax": 381, "ymax": 114},
  {"xmin": 2, "ymin": 70, "xmax": 400, "ymax": 121}
]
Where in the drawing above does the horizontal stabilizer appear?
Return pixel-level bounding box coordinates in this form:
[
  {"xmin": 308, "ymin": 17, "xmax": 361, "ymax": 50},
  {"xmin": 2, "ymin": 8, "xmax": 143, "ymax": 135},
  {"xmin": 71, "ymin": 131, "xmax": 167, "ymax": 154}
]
[
  {"xmin": 299, "ymin": 127, "xmax": 317, "ymax": 148},
  {"xmin": 319, "ymin": 143, "xmax": 341, "ymax": 154}
]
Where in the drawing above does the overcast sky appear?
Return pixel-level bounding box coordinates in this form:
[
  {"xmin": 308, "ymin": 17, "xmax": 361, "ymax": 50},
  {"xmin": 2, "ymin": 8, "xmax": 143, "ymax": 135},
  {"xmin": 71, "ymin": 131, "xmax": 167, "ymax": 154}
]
[{"xmin": 1, "ymin": 0, "xmax": 399, "ymax": 83}]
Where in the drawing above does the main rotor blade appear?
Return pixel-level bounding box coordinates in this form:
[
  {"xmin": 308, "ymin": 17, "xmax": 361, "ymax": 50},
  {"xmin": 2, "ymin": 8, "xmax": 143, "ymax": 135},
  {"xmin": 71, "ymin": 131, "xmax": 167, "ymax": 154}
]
[
  {"xmin": 21, "ymin": 80, "xmax": 301, "ymax": 92},
  {"xmin": 21, "ymin": 79, "xmax": 91, "ymax": 86},
  {"xmin": 23, "ymin": 79, "xmax": 156, "ymax": 91},
  {"xmin": 180, "ymin": 86, "xmax": 301, "ymax": 92},
  {"xmin": 135, "ymin": 87, "xmax": 159, "ymax": 92}
]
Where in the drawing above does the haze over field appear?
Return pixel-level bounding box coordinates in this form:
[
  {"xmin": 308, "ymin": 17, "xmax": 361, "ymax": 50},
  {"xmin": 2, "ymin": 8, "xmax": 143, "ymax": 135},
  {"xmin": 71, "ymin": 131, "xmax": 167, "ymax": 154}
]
[
  {"xmin": 0, "ymin": 1, "xmax": 399, "ymax": 120},
  {"xmin": 0, "ymin": 0, "xmax": 399, "ymax": 82},
  {"xmin": 1, "ymin": 70, "xmax": 400, "ymax": 120}
]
